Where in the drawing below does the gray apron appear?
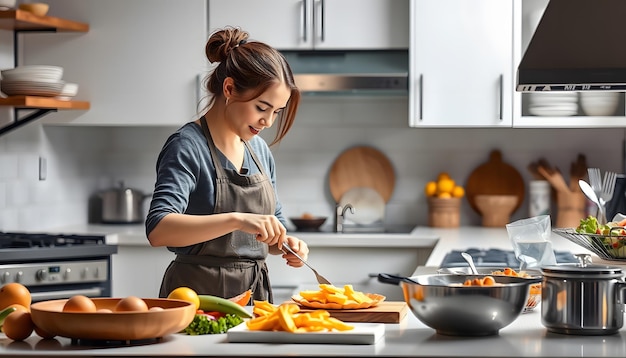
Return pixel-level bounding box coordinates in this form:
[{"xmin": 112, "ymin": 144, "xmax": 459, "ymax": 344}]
[{"xmin": 158, "ymin": 116, "xmax": 275, "ymax": 303}]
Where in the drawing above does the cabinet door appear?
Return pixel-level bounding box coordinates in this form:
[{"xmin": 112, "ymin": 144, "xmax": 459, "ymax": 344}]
[
  {"xmin": 315, "ymin": 0, "xmax": 409, "ymax": 50},
  {"xmin": 409, "ymin": 0, "xmax": 513, "ymax": 127},
  {"xmin": 208, "ymin": 0, "xmax": 408, "ymax": 51},
  {"xmin": 208, "ymin": 0, "xmax": 313, "ymax": 50},
  {"xmin": 22, "ymin": 0, "xmax": 207, "ymax": 126}
]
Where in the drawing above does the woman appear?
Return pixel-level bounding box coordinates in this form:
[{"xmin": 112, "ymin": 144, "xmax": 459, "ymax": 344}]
[{"xmin": 146, "ymin": 27, "xmax": 309, "ymax": 303}]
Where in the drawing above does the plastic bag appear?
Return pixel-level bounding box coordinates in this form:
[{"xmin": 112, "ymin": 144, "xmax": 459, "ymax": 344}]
[{"xmin": 506, "ymin": 215, "xmax": 556, "ymax": 269}]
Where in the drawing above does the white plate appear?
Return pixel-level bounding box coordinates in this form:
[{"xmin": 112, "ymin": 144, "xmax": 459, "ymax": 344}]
[
  {"xmin": 528, "ymin": 106, "xmax": 578, "ymax": 117},
  {"xmin": 339, "ymin": 187, "xmax": 385, "ymax": 225},
  {"xmin": 227, "ymin": 322, "xmax": 385, "ymax": 345}
]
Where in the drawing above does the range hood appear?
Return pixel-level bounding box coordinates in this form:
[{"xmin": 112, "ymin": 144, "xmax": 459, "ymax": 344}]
[
  {"xmin": 281, "ymin": 51, "xmax": 408, "ymax": 94},
  {"xmin": 517, "ymin": 0, "xmax": 626, "ymax": 92}
]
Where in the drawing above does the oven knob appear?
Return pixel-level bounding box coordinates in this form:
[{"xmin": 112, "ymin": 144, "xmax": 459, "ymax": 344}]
[
  {"xmin": 63, "ymin": 268, "xmax": 71, "ymax": 280},
  {"xmin": 1, "ymin": 272, "xmax": 9, "ymax": 284},
  {"xmin": 81, "ymin": 267, "xmax": 89, "ymax": 279},
  {"xmin": 36, "ymin": 269, "xmax": 48, "ymax": 281},
  {"xmin": 15, "ymin": 271, "xmax": 23, "ymax": 283}
]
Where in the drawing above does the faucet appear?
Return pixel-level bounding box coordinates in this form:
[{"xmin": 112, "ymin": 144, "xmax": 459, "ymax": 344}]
[{"xmin": 334, "ymin": 203, "xmax": 355, "ymax": 233}]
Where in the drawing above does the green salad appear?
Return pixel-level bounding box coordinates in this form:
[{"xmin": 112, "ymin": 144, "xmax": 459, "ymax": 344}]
[
  {"xmin": 576, "ymin": 216, "xmax": 626, "ymax": 254},
  {"xmin": 183, "ymin": 313, "xmax": 244, "ymax": 335}
]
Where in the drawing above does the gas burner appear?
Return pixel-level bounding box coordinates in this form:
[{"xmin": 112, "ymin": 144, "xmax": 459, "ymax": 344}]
[
  {"xmin": 440, "ymin": 248, "xmax": 578, "ymax": 268},
  {"xmin": 0, "ymin": 232, "xmax": 106, "ymax": 249},
  {"xmin": 70, "ymin": 337, "xmax": 163, "ymax": 347}
]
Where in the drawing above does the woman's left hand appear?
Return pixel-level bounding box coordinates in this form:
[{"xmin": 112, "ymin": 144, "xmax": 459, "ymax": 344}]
[{"xmin": 282, "ymin": 236, "xmax": 309, "ymax": 268}]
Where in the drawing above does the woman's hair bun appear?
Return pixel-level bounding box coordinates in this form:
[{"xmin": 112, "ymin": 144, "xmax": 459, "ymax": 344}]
[{"xmin": 205, "ymin": 27, "xmax": 250, "ymax": 63}]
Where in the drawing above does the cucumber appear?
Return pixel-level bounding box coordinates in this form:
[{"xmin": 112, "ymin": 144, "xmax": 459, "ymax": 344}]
[
  {"xmin": 198, "ymin": 295, "xmax": 252, "ymax": 318},
  {"xmin": 0, "ymin": 306, "xmax": 18, "ymax": 329}
]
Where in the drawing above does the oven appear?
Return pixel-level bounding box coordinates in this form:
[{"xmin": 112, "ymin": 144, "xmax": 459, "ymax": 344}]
[{"xmin": 0, "ymin": 232, "xmax": 117, "ymax": 302}]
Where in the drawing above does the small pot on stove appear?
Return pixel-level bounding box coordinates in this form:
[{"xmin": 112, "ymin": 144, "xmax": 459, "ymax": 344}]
[
  {"xmin": 99, "ymin": 181, "xmax": 151, "ymax": 224},
  {"xmin": 541, "ymin": 254, "xmax": 626, "ymax": 335}
]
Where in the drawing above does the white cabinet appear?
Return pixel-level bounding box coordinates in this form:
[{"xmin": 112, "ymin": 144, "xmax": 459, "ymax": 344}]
[
  {"xmin": 512, "ymin": 0, "xmax": 626, "ymax": 128},
  {"xmin": 409, "ymin": 0, "xmax": 513, "ymax": 127},
  {"xmin": 22, "ymin": 0, "xmax": 207, "ymax": 126},
  {"xmin": 112, "ymin": 245, "xmax": 173, "ymax": 298},
  {"xmin": 208, "ymin": 0, "xmax": 409, "ymax": 50}
]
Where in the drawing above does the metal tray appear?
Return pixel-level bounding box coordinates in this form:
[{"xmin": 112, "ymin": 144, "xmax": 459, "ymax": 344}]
[{"xmin": 553, "ymin": 227, "xmax": 626, "ymax": 261}]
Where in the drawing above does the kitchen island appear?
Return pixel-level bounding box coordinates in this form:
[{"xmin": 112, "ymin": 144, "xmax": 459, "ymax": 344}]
[
  {"xmin": 3, "ymin": 225, "xmax": 624, "ymax": 357},
  {"xmin": 2, "ymin": 305, "xmax": 626, "ymax": 357}
]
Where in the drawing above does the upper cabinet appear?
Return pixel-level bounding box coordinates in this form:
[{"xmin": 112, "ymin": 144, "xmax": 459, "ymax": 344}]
[
  {"xmin": 409, "ymin": 0, "xmax": 513, "ymax": 127},
  {"xmin": 512, "ymin": 0, "xmax": 626, "ymax": 128},
  {"xmin": 208, "ymin": 0, "xmax": 409, "ymax": 50},
  {"xmin": 20, "ymin": 0, "xmax": 207, "ymax": 126}
]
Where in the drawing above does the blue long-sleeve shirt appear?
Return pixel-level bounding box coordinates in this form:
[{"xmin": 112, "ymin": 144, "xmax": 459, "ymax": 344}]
[{"xmin": 145, "ymin": 122, "xmax": 286, "ymax": 255}]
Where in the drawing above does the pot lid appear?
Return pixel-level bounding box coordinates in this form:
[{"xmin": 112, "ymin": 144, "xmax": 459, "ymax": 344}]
[{"xmin": 541, "ymin": 254, "xmax": 623, "ymax": 278}]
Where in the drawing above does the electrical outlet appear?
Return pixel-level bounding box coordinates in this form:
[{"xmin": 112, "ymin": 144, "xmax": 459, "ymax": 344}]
[{"xmin": 39, "ymin": 156, "xmax": 47, "ymax": 181}]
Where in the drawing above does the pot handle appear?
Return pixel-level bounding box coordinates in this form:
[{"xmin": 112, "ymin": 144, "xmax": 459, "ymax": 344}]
[
  {"xmin": 618, "ymin": 280, "xmax": 626, "ymax": 304},
  {"xmin": 377, "ymin": 273, "xmax": 418, "ymax": 285}
]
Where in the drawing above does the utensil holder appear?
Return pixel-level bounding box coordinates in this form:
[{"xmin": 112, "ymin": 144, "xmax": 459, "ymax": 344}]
[
  {"xmin": 428, "ymin": 197, "xmax": 461, "ymax": 228},
  {"xmin": 556, "ymin": 191, "xmax": 586, "ymax": 228}
]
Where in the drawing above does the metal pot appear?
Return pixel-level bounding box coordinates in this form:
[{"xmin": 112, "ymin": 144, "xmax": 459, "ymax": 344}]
[
  {"xmin": 99, "ymin": 182, "xmax": 151, "ymax": 224},
  {"xmin": 541, "ymin": 254, "xmax": 626, "ymax": 335}
]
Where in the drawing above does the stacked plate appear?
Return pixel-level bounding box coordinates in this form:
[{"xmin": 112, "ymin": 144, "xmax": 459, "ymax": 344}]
[
  {"xmin": 528, "ymin": 92, "xmax": 579, "ymax": 116},
  {"xmin": 1, "ymin": 65, "xmax": 66, "ymax": 97}
]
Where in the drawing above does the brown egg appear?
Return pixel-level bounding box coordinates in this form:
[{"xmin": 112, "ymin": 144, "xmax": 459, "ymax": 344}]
[
  {"xmin": 63, "ymin": 295, "xmax": 97, "ymax": 312},
  {"xmin": 149, "ymin": 306, "xmax": 164, "ymax": 311},
  {"xmin": 114, "ymin": 296, "xmax": 148, "ymax": 312},
  {"xmin": 96, "ymin": 308, "xmax": 113, "ymax": 313}
]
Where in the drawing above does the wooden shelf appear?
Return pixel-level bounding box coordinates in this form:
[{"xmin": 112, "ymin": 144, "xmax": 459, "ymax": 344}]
[
  {"xmin": 0, "ymin": 96, "xmax": 90, "ymax": 109},
  {"xmin": 0, "ymin": 9, "xmax": 88, "ymax": 32}
]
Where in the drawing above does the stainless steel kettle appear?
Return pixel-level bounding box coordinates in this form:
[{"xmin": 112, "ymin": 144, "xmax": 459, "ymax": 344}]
[{"xmin": 99, "ymin": 182, "xmax": 151, "ymax": 224}]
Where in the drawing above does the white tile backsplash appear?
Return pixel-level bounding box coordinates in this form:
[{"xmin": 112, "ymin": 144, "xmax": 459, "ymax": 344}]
[{"xmin": 0, "ymin": 96, "xmax": 624, "ymax": 231}]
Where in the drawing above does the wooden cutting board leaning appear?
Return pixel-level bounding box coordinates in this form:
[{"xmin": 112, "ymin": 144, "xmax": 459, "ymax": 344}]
[
  {"xmin": 328, "ymin": 146, "xmax": 396, "ymax": 203},
  {"xmin": 465, "ymin": 150, "xmax": 525, "ymax": 215}
]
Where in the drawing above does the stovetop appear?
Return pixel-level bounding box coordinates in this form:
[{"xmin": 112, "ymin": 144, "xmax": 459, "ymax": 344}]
[
  {"xmin": 440, "ymin": 248, "xmax": 578, "ymax": 268},
  {"xmin": 0, "ymin": 231, "xmax": 117, "ymax": 263}
]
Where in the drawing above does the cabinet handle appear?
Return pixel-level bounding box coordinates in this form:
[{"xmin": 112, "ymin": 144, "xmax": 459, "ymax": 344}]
[
  {"xmin": 499, "ymin": 74, "xmax": 503, "ymax": 121},
  {"xmin": 301, "ymin": 0, "xmax": 307, "ymax": 42},
  {"xmin": 419, "ymin": 74, "xmax": 424, "ymax": 121},
  {"xmin": 319, "ymin": 0, "xmax": 325, "ymax": 42}
]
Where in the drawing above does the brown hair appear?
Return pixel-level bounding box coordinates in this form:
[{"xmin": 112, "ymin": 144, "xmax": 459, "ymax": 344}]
[{"xmin": 202, "ymin": 27, "xmax": 300, "ymax": 146}]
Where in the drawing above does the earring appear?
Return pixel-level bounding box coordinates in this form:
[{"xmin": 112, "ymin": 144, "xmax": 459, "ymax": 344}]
[{"xmin": 225, "ymin": 98, "xmax": 229, "ymax": 106}]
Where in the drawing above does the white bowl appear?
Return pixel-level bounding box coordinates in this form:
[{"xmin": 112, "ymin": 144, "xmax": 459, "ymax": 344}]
[
  {"xmin": 0, "ymin": 0, "xmax": 16, "ymax": 10},
  {"xmin": 580, "ymin": 92, "xmax": 619, "ymax": 116},
  {"xmin": 60, "ymin": 82, "xmax": 79, "ymax": 97}
]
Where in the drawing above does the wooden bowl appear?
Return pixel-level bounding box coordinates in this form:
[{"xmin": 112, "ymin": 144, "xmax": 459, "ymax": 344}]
[
  {"xmin": 18, "ymin": 3, "xmax": 49, "ymax": 16},
  {"xmin": 289, "ymin": 217, "xmax": 327, "ymax": 231},
  {"xmin": 475, "ymin": 195, "xmax": 518, "ymax": 227},
  {"xmin": 30, "ymin": 298, "xmax": 196, "ymax": 340}
]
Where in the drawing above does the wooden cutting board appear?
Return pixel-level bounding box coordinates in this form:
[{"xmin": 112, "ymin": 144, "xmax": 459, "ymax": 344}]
[
  {"xmin": 328, "ymin": 146, "xmax": 396, "ymax": 203},
  {"xmin": 296, "ymin": 301, "xmax": 408, "ymax": 324},
  {"xmin": 465, "ymin": 150, "xmax": 525, "ymax": 214}
]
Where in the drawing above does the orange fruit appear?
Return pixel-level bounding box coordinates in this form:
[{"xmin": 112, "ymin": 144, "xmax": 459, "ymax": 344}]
[
  {"xmin": 3, "ymin": 310, "xmax": 34, "ymax": 341},
  {"xmin": 438, "ymin": 192, "xmax": 452, "ymax": 199},
  {"xmin": 168, "ymin": 287, "xmax": 200, "ymax": 310},
  {"xmin": 6, "ymin": 303, "xmax": 30, "ymax": 313},
  {"xmin": 424, "ymin": 181, "xmax": 437, "ymax": 197},
  {"xmin": 227, "ymin": 289, "xmax": 252, "ymax": 306},
  {"xmin": 452, "ymin": 186, "xmax": 465, "ymax": 198},
  {"xmin": 437, "ymin": 178, "xmax": 455, "ymax": 195},
  {"xmin": 437, "ymin": 172, "xmax": 451, "ymax": 181},
  {"xmin": 0, "ymin": 283, "xmax": 31, "ymax": 310},
  {"xmin": 63, "ymin": 295, "xmax": 97, "ymax": 312}
]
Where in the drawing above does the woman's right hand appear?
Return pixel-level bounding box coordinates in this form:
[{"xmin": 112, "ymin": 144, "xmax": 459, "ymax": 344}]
[{"xmin": 239, "ymin": 213, "xmax": 286, "ymax": 247}]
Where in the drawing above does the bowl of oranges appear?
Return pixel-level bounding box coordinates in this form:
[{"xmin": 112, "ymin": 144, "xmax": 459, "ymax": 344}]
[{"xmin": 424, "ymin": 172, "xmax": 465, "ymax": 228}]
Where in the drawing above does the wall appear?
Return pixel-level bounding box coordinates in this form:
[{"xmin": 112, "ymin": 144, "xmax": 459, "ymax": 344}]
[{"xmin": 1, "ymin": 93, "xmax": 622, "ymax": 231}]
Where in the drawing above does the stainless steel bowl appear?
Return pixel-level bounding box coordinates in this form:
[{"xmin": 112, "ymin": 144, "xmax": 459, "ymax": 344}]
[{"xmin": 398, "ymin": 274, "xmax": 539, "ymax": 336}]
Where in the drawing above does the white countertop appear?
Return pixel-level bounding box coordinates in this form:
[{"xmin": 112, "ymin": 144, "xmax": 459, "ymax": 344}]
[
  {"xmin": 2, "ymin": 307, "xmax": 626, "ymax": 357},
  {"xmin": 6, "ymin": 224, "xmax": 621, "ymax": 357}
]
